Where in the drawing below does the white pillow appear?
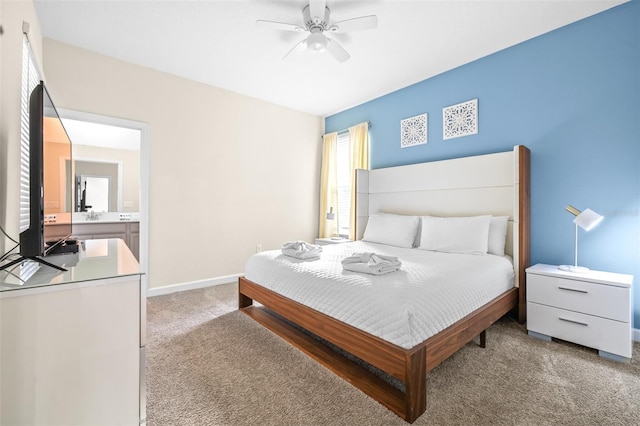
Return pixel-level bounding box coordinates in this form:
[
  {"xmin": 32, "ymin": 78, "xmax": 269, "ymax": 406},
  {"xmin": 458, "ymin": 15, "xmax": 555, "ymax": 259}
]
[
  {"xmin": 488, "ymin": 216, "xmax": 509, "ymax": 256},
  {"xmin": 418, "ymin": 215, "xmax": 492, "ymax": 255},
  {"xmin": 362, "ymin": 213, "xmax": 420, "ymax": 248}
]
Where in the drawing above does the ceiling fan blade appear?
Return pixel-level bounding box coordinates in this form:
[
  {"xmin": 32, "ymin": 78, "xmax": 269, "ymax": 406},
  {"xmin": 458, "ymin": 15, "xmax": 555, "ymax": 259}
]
[
  {"xmin": 329, "ymin": 15, "xmax": 378, "ymax": 33},
  {"xmin": 282, "ymin": 39, "xmax": 307, "ymax": 60},
  {"xmin": 326, "ymin": 38, "xmax": 350, "ymax": 63},
  {"xmin": 309, "ymin": 0, "xmax": 327, "ymax": 22},
  {"xmin": 256, "ymin": 20, "xmax": 305, "ymax": 32}
]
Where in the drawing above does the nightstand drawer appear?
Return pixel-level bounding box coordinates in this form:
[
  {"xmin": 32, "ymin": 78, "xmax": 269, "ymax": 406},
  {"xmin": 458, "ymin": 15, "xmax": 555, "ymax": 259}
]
[
  {"xmin": 527, "ymin": 303, "xmax": 632, "ymax": 358},
  {"xmin": 527, "ymin": 274, "xmax": 630, "ymax": 322}
]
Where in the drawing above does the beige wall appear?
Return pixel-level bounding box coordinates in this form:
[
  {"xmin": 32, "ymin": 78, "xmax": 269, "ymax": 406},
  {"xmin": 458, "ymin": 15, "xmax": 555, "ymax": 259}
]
[
  {"xmin": 0, "ymin": 1, "xmax": 44, "ymax": 255},
  {"xmin": 42, "ymin": 39, "xmax": 323, "ymax": 289},
  {"xmin": 74, "ymin": 145, "xmax": 141, "ymax": 212}
]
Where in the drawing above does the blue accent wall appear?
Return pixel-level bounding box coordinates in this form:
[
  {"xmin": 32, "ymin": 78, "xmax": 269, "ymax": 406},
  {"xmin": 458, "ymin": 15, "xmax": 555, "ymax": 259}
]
[{"xmin": 326, "ymin": 2, "xmax": 640, "ymax": 328}]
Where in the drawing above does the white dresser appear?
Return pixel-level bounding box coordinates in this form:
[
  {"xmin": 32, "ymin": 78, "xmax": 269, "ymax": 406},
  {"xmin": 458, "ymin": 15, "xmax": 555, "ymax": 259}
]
[
  {"xmin": 526, "ymin": 263, "xmax": 633, "ymax": 362},
  {"xmin": 0, "ymin": 239, "xmax": 145, "ymax": 425}
]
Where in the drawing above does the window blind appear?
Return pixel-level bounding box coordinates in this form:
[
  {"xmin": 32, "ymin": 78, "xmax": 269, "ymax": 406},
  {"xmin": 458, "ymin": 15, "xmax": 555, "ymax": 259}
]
[{"xmin": 20, "ymin": 36, "xmax": 41, "ymax": 232}]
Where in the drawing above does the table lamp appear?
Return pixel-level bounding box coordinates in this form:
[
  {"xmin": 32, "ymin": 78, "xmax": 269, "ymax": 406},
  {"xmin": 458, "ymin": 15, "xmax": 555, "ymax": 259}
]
[{"xmin": 558, "ymin": 205, "xmax": 604, "ymax": 273}]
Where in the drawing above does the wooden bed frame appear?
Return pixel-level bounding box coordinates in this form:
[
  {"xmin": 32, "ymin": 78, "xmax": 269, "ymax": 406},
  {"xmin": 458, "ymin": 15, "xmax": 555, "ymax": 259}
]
[{"xmin": 238, "ymin": 146, "xmax": 530, "ymax": 423}]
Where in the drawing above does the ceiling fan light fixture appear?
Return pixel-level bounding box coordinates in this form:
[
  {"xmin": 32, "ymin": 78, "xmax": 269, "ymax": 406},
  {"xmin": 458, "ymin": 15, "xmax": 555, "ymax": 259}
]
[
  {"xmin": 257, "ymin": 0, "xmax": 378, "ymax": 62},
  {"xmin": 306, "ymin": 32, "xmax": 327, "ymax": 52}
]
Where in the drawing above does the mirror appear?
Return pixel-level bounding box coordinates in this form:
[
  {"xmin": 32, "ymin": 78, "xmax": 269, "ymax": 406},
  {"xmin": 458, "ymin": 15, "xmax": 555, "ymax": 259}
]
[{"xmin": 62, "ymin": 119, "xmax": 141, "ymax": 213}]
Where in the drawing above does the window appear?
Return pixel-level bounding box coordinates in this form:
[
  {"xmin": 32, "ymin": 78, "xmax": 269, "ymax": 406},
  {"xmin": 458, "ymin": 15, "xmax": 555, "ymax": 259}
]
[
  {"xmin": 335, "ymin": 132, "xmax": 351, "ymax": 237},
  {"xmin": 20, "ymin": 36, "xmax": 41, "ymax": 232},
  {"xmin": 319, "ymin": 122, "xmax": 368, "ymax": 240}
]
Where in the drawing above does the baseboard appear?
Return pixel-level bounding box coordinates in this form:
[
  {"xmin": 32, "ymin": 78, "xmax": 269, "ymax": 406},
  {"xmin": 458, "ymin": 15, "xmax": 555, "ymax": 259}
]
[
  {"xmin": 147, "ymin": 273, "xmax": 242, "ymax": 298},
  {"xmin": 634, "ymin": 328, "xmax": 640, "ymax": 343}
]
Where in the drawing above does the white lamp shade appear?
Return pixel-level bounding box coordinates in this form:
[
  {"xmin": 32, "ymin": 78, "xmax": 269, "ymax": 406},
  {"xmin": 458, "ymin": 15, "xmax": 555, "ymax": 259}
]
[{"xmin": 573, "ymin": 208, "xmax": 604, "ymax": 231}]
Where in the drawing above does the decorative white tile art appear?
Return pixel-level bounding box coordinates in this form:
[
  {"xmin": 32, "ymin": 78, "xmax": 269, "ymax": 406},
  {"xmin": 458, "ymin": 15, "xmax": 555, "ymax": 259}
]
[
  {"xmin": 443, "ymin": 99, "xmax": 478, "ymax": 140},
  {"xmin": 400, "ymin": 113, "xmax": 428, "ymax": 148}
]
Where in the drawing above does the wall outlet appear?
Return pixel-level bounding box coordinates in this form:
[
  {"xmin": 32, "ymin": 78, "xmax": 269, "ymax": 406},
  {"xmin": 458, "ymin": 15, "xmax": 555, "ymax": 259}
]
[{"xmin": 256, "ymin": 244, "xmax": 262, "ymax": 253}]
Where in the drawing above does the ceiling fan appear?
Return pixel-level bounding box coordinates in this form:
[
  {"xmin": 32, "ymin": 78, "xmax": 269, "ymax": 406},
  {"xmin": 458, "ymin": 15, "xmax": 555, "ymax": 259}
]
[{"xmin": 256, "ymin": 0, "xmax": 378, "ymax": 63}]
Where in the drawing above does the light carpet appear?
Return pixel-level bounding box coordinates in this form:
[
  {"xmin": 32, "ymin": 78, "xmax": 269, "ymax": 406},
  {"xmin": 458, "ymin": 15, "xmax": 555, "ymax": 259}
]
[{"xmin": 146, "ymin": 282, "xmax": 640, "ymax": 425}]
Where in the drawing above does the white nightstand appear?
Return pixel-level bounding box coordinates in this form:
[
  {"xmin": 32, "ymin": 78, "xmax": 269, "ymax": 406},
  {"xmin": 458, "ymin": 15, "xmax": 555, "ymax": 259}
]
[
  {"xmin": 526, "ymin": 263, "xmax": 633, "ymax": 362},
  {"xmin": 315, "ymin": 237, "xmax": 352, "ymax": 246}
]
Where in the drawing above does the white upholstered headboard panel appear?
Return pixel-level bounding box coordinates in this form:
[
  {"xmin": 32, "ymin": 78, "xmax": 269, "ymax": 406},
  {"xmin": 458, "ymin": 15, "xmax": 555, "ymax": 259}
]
[{"xmin": 355, "ymin": 145, "xmax": 530, "ymax": 291}]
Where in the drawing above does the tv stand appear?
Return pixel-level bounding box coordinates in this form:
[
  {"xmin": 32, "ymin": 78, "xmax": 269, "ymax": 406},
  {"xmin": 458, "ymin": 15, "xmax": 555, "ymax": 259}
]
[
  {"xmin": 1, "ymin": 239, "xmax": 144, "ymax": 425},
  {"xmin": 0, "ymin": 255, "xmax": 66, "ymax": 272}
]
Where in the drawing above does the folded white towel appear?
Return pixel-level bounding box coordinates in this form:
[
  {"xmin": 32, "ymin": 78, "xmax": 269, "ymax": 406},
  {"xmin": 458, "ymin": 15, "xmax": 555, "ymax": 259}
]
[
  {"xmin": 343, "ymin": 263, "xmax": 400, "ymax": 275},
  {"xmin": 341, "ymin": 252, "xmax": 400, "ymax": 266},
  {"xmin": 341, "ymin": 252, "xmax": 401, "ymax": 275},
  {"xmin": 281, "ymin": 241, "xmax": 323, "ymax": 260}
]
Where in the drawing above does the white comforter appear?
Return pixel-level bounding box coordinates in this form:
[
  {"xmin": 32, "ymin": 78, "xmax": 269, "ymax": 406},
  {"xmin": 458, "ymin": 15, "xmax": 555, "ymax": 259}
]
[{"xmin": 244, "ymin": 241, "xmax": 514, "ymax": 349}]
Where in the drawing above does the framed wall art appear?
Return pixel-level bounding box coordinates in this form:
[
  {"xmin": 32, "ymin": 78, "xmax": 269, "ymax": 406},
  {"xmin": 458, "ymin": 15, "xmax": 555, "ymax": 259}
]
[
  {"xmin": 443, "ymin": 98, "xmax": 478, "ymax": 140},
  {"xmin": 400, "ymin": 113, "xmax": 428, "ymax": 148}
]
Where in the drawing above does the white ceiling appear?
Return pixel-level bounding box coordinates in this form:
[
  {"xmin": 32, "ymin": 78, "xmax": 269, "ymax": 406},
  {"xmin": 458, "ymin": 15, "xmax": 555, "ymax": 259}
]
[{"xmin": 33, "ymin": 0, "xmax": 627, "ymax": 117}]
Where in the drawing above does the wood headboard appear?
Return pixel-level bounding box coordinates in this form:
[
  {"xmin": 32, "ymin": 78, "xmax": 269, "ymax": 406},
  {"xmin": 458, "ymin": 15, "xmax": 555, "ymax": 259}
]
[{"xmin": 355, "ymin": 145, "xmax": 530, "ymax": 321}]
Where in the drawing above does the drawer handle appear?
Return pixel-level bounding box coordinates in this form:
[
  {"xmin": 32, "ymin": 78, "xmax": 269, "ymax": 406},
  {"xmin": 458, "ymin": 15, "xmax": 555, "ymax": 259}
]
[
  {"xmin": 559, "ymin": 317, "xmax": 589, "ymax": 326},
  {"xmin": 558, "ymin": 286, "xmax": 588, "ymax": 294}
]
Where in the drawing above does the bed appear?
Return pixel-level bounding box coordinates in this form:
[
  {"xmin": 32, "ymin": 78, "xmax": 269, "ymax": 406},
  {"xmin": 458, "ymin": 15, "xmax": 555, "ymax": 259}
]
[{"xmin": 238, "ymin": 146, "xmax": 530, "ymax": 423}]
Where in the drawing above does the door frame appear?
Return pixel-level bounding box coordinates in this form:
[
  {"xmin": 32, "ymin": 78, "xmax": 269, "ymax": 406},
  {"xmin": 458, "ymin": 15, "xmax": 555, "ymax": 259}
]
[{"xmin": 58, "ymin": 108, "xmax": 150, "ymax": 296}]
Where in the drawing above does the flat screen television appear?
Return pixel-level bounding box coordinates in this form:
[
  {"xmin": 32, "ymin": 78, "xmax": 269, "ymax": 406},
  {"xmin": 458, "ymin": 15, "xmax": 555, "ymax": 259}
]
[{"xmin": 0, "ymin": 81, "xmax": 73, "ymax": 272}]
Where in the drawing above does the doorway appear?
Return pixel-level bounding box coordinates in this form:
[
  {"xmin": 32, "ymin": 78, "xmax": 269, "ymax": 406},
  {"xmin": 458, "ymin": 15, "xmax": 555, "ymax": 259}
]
[{"xmin": 59, "ymin": 108, "xmax": 149, "ymax": 294}]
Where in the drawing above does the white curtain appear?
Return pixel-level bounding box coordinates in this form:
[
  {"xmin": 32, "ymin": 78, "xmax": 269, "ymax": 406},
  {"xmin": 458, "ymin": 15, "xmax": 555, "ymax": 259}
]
[{"xmin": 319, "ymin": 132, "xmax": 338, "ymax": 238}]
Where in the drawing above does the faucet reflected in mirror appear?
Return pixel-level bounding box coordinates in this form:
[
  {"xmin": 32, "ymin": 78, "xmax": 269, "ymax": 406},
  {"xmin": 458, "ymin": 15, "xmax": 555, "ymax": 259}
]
[{"xmin": 85, "ymin": 211, "xmax": 101, "ymax": 221}]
